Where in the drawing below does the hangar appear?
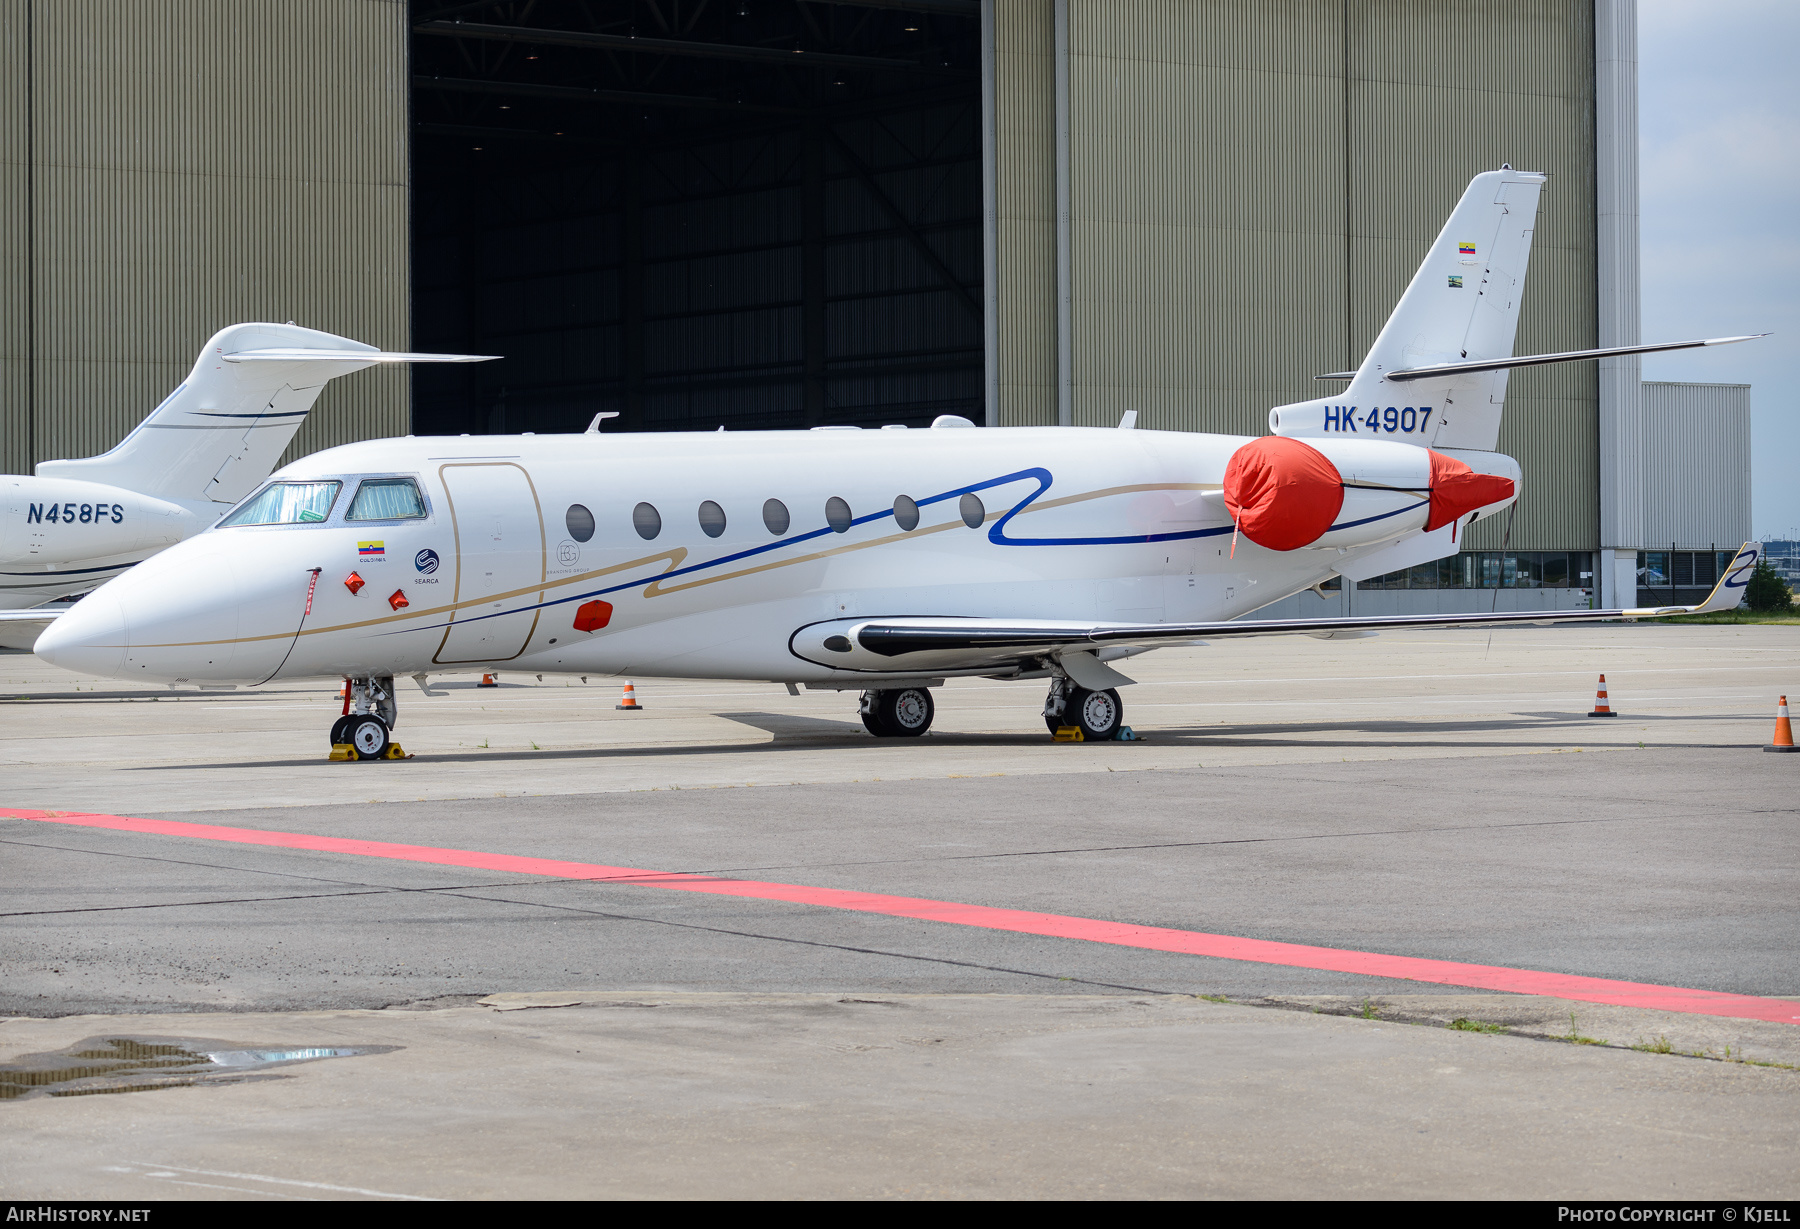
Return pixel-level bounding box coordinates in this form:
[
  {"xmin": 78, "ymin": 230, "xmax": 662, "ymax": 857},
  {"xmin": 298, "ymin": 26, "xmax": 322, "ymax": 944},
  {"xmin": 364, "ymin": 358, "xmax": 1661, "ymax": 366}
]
[{"xmin": 0, "ymin": 0, "xmax": 1749, "ymax": 616}]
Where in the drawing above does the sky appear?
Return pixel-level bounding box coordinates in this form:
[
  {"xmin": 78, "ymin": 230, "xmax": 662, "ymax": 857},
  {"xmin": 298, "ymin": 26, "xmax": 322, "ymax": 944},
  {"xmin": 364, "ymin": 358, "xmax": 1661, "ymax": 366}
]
[{"xmin": 1638, "ymin": 0, "xmax": 1799, "ymax": 539}]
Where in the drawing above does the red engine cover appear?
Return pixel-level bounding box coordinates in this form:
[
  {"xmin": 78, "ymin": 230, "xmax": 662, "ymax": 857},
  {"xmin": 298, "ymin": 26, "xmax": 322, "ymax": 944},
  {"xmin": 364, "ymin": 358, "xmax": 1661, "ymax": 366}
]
[
  {"xmin": 1426, "ymin": 450, "xmax": 1516, "ymax": 531},
  {"xmin": 1222, "ymin": 437, "xmax": 1344, "ymax": 551}
]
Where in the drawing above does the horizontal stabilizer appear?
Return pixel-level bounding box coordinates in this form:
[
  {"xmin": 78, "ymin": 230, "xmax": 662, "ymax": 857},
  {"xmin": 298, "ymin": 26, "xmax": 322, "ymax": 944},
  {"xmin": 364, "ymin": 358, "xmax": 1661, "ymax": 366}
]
[
  {"xmin": 1315, "ymin": 334, "xmax": 1765, "ymax": 381},
  {"xmin": 223, "ymin": 349, "xmax": 498, "ymax": 364},
  {"xmin": 1381, "ymin": 334, "xmax": 1765, "ymax": 383}
]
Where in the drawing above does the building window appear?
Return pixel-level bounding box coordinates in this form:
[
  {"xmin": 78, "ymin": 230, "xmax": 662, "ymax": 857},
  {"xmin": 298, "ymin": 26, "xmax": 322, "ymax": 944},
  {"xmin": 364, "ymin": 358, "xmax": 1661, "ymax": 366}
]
[
  {"xmin": 1637, "ymin": 549, "xmax": 1736, "ymax": 593},
  {"xmin": 1358, "ymin": 552, "xmax": 1595, "ymax": 590}
]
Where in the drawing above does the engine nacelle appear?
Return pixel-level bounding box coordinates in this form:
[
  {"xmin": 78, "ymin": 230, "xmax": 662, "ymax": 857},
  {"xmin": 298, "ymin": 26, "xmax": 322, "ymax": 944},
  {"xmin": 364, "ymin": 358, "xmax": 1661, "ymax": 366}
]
[{"xmin": 1222, "ymin": 436, "xmax": 1516, "ymax": 552}]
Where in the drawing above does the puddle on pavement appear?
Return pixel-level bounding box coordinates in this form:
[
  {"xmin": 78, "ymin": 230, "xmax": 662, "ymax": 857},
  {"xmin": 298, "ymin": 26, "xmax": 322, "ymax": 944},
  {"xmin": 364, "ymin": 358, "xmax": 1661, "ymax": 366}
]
[{"xmin": 0, "ymin": 1036, "xmax": 397, "ymax": 1101}]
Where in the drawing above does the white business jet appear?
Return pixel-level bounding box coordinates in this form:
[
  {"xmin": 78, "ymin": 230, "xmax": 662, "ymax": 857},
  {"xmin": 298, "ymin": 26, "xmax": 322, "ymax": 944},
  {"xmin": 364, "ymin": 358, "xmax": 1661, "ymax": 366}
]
[
  {"xmin": 0, "ymin": 324, "xmax": 491, "ymax": 648},
  {"xmin": 34, "ymin": 168, "xmax": 1760, "ymax": 758}
]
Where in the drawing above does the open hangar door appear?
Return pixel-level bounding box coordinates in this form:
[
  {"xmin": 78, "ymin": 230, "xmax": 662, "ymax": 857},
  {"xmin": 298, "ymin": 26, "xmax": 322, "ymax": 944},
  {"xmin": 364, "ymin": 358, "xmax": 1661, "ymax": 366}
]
[{"xmin": 409, "ymin": 0, "xmax": 982, "ymax": 436}]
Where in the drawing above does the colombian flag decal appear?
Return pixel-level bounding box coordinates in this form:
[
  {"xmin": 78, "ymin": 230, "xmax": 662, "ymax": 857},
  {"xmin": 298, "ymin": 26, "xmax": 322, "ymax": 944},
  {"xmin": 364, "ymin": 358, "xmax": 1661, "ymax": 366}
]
[
  {"xmin": 358, "ymin": 541, "xmax": 385, "ymax": 558},
  {"xmin": 1458, "ymin": 241, "xmax": 1476, "ymax": 256}
]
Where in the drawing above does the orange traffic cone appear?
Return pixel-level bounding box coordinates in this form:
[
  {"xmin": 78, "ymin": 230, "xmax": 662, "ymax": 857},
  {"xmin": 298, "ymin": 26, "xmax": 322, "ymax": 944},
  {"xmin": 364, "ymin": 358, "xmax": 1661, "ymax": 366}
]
[
  {"xmin": 1589, "ymin": 674, "xmax": 1616, "ymax": 718},
  {"xmin": 478, "ymin": 673, "xmax": 498, "ymax": 688},
  {"xmin": 616, "ymin": 681, "xmax": 643, "ymax": 711},
  {"xmin": 1767, "ymin": 695, "xmax": 1797, "ymax": 753}
]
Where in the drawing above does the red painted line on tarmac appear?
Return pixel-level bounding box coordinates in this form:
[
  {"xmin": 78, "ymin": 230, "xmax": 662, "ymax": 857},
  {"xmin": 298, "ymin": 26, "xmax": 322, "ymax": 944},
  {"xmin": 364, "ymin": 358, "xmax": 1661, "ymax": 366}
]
[{"xmin": 10, "ymin": 806, "xmax": 1799, "ymax": 1026}]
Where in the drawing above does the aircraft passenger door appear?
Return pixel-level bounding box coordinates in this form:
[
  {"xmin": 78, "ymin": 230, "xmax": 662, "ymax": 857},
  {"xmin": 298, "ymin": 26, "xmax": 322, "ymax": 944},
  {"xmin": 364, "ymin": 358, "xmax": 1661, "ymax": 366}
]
[{"xmin": 433, "ymin": 462, "xmax": 547, "ymax": 664}]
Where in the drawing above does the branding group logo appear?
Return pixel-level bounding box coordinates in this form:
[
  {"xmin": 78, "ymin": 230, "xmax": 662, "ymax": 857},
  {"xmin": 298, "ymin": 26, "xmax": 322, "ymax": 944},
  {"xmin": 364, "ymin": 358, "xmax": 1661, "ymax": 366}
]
[
  {"xmin": 415, "ymin": 548, "xmax": 440, "ymax": 574},
  {"xmin": 558, "ymin": 540, "xmax": 580, "ymax": 567}
]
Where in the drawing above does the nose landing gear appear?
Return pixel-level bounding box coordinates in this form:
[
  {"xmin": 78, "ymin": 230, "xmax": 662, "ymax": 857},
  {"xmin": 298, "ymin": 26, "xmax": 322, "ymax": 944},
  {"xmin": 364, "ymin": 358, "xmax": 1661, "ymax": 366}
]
[
  {"xmin": 1044, "ymin": 677, "xmax": 1124, "ymax": 741},
  {"xmin": 329, "ymin": 675, "xmax": 408, "ymax": 761}
]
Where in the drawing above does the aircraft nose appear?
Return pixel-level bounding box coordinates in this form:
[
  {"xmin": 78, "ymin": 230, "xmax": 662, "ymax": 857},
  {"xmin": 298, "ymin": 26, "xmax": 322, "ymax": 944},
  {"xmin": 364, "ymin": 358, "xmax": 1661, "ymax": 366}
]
[{"xmin": 34, "ymin": 590, "xmax": 128, "ymax": 678}]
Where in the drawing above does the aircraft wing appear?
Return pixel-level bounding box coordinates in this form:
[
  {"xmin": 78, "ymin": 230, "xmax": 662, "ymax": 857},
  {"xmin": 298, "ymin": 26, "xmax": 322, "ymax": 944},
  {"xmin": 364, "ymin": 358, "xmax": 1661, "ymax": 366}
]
[
  {"xmin": 791, "ymin": 543, "xmax": 1759, "ymax": 685},
  {"xmin": 0, "ymin": 607, "xmax": 66, "ymax": 652}
]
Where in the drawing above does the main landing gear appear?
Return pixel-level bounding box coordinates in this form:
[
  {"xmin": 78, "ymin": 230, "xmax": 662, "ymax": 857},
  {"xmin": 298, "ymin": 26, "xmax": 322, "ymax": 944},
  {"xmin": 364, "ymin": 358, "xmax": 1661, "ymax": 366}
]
[
  {"xmin": 1043, "ymin": 677, "xmax": 1124, "ymax": 741},
  {"xmin": 860, "ymin": 687, "xmax": 935, "ymax": 737},
  {"xmin": 330, "ymin": 675, "xmax": 403, "ymax": 761},
  {"xmin": 851, "ymin": 679, "xmax": 1126, "ymax": 742}
]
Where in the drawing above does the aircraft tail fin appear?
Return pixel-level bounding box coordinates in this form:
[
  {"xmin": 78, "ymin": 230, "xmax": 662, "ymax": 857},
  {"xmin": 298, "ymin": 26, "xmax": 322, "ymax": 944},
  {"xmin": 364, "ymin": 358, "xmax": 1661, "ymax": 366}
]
[
  {"xmin": 1348, "ymin": 167, "xmax": 1545, "ymax": 451},
  {"xmin": 35, "ymin": 323, "xmax": 493, "ymax": 506}
]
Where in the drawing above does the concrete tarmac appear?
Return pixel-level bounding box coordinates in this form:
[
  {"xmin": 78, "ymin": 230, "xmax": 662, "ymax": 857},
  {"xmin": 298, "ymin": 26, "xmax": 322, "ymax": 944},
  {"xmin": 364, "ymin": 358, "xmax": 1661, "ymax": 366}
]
[{"xmin": 3, "ymin": 625, "xmax": 1798, "ymax": 1198}]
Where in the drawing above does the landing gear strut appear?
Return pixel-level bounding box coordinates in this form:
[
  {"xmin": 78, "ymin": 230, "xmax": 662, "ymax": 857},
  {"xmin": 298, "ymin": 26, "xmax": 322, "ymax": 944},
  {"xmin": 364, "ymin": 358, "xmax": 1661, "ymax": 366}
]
[
  {"xmin": 860, "ymin": 687, "xmax": 935, "ymax": 737},
  {"xmin": 1044, "ymin": 677, "xmax": 1123, "ymax": 741},
  {"xmin": 331, "ymin": 675, "xmax": 397, "ymax": 761}
]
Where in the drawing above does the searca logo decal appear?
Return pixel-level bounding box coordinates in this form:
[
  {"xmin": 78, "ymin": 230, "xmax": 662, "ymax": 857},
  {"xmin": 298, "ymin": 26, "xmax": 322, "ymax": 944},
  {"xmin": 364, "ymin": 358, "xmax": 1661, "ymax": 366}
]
[{"xmin": 415, "ymin": 549, "xmax": 440, "ymax": 574}]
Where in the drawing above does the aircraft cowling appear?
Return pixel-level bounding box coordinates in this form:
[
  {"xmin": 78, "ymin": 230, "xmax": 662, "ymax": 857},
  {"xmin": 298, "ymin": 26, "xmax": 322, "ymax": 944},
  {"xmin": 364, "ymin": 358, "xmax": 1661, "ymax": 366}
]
[{"xmin": 1223, "ymin": 436, "xmax": 1514, "ymax": 552}]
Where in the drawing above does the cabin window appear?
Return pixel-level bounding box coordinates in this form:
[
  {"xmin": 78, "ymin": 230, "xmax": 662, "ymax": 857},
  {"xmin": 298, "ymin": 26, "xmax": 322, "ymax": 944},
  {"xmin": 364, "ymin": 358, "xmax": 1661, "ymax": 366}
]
[
  {"xmin": 825, "ymin": 497, "xmax": 852, "ymax": 533},
  {"xmin": 632, "ymin": 502, "xmax": 662, "ymax": 540},
  {"xmin": 565, "ymin": 504, "xmax": 595, "ymax": 542},
  {"xmin": 893, "ymin": 495, "xmax": 919, "ymax": 532},
  {"xmin": 698, "ymin": 500, "xmax": 727, "ymax": 538},
  {"xmin": 346, "ymin": 477, "xmax": 426, "ymax": 521},
  {"xmin": 959, "ymin": 493, "xmax": 985, "ymax": 529},
  {"xmin": 219, "ymin": 481, "xmax": 342, "ymax": 527},
  {"xmin": 762, "ymin": 498, "xmax": 790, "ymax": 536}
]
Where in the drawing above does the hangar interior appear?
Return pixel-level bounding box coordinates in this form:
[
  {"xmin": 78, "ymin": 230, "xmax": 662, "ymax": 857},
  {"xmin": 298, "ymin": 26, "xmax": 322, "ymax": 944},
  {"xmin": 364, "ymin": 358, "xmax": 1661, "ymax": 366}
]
[
  {"xmin": 409, "ymin": 0, "xmax": 982, "ymax": 434},
  {"xmin": 0, "ymin": 0, "xmax": 1751, "ymax": 614}
]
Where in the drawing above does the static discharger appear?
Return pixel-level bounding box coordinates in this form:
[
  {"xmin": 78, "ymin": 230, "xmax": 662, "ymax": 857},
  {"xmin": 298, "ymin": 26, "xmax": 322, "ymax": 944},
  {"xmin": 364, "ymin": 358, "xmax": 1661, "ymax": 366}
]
[
  {"xmin": 616, "ymin": 681, "xmax": 643, "ymax": 711},
  {"xmin": 1768, "ymin": 696, "xmax": 1796, "ymax": 753},
  {"xmin": 1589, "ymin": 674, "xmax": 1616, "ymax": 717}
]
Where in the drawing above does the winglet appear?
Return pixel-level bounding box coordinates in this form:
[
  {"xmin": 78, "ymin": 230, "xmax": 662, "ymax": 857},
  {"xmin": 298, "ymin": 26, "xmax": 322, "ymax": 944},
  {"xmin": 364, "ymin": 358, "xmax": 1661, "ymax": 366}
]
[{"xmin": 1621, "ymin": 543, "xmax": 1758, "ymax": 618}]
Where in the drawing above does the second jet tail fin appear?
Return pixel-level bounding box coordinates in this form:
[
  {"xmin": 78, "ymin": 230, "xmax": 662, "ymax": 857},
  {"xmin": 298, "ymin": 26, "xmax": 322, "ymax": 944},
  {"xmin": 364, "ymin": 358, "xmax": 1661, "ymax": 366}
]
[{"xmin": 36, "ymin": 323, "xmax": 493, "ymax": 507}]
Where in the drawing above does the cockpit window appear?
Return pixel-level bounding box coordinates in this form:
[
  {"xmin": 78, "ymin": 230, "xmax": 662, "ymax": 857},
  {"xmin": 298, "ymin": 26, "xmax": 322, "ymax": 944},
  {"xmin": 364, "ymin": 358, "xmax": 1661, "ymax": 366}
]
[
  {"xmin": 218, "ymin": 481, "xmax": 342, "ymax": 527},
  {"xmin": 347, "ymin": 477, "xmax": 427, "ymax": 521}
]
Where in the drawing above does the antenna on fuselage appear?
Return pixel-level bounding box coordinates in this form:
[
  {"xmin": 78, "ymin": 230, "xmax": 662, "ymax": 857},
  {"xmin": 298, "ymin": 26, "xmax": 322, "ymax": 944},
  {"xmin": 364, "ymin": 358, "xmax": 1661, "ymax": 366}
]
[{"xmin": 585, "ymin": 412, "xmax": 621, "ymax": 434}]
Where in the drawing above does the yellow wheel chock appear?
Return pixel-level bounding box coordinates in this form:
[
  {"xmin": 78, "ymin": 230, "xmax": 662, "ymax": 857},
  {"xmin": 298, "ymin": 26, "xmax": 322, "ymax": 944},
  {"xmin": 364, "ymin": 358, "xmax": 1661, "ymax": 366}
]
[{"xmin": 328, "ymin": 742, "xmax": 412, "ymax": 762}]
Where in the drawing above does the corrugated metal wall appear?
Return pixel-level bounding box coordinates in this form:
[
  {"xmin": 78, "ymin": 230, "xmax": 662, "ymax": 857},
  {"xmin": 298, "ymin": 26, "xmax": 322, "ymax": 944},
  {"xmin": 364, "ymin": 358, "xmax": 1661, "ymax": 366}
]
[
  {"xmin": 992, "ymin": 0, "xmax": 1599, "ymax": 551},
  {"xmin": 0, "ymin": 0, "xmax": 411, "ymax": 478},
  {"xmin": 0, "ymin": 3, "xmax": 26, "ymax": 476},
  {"xmin": 1349, "ymin": 0, "xmax": 1597, "ymax": 552},
  {"xmin": 991, "ymin": 0, "xmax": 1057, "ymax": 426},
  {"xmin": 1640, "ymin": 382, "xmax": 1751, "ymax": 549}
]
